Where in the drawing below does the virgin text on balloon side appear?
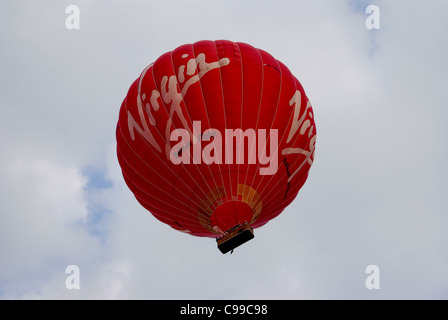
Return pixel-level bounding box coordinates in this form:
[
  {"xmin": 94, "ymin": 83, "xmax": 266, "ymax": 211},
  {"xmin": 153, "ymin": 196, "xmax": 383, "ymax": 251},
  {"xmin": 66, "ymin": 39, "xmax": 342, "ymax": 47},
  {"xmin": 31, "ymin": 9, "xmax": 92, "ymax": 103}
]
[{"xmin": 125, "ymin": 48, "xmax": 316, "ymax": 183}]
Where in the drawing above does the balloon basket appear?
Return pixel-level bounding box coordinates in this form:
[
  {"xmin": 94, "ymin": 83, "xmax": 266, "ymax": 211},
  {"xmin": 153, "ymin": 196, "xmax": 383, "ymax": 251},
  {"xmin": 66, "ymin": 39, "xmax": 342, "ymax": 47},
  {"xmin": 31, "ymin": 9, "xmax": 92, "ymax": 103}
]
[{"xmin": 216, "ymin": 224, "xmax": 254, "ymax": 254}]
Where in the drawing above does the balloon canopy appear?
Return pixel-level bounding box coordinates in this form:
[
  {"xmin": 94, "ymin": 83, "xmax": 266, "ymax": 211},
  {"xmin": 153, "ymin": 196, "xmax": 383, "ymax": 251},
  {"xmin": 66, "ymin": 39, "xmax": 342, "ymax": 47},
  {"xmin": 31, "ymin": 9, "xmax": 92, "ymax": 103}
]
[{"xmin": 116, "ymin": 40, "xmax": 316, "ymax": 252}]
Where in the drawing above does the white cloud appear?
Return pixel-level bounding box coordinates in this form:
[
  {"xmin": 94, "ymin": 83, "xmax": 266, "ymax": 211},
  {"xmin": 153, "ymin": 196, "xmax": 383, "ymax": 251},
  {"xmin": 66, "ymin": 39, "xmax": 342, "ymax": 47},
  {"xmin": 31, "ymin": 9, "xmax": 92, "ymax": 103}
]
[
  {"xmin": 0, "ymin": 156, "xmax": 99, "ymax": 297},
  {"xmin": 11, "ymin": 158, "xmax": 89, "ymax": 223}
]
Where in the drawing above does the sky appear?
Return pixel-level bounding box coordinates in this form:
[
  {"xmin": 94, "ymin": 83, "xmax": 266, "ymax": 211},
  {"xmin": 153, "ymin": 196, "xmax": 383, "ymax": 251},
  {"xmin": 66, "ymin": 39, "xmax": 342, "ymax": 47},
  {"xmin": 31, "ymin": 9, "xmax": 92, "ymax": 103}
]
[{"xmin": 0, "ymin": 0, "xmax": 447, "ymax": 299}]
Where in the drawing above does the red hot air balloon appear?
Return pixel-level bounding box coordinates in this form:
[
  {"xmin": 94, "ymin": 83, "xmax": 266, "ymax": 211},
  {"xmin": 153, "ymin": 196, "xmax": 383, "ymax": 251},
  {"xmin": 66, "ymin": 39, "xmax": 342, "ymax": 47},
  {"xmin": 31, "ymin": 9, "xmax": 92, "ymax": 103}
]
[{"xmin": 116, "ymin": 40, "xmax": 316, "ymax": 253}]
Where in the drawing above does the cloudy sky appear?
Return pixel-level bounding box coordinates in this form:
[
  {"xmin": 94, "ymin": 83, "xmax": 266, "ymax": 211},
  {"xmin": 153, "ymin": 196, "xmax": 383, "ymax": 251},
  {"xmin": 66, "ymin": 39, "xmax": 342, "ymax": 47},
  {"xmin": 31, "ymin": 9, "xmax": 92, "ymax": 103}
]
[{"xmin": 1, "ymin": 0, "xmax": 447, "ymax": 299}]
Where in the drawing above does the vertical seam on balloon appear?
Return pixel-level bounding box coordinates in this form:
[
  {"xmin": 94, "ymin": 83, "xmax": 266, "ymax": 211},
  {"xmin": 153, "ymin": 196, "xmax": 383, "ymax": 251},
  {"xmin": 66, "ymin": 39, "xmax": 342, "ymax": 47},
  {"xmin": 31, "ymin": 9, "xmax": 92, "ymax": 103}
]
[
  {"xmin": 168, "ymin": 45, "xmax": 223, "ymax": 214},
  {"xmin": 248, "ymin": 51, "xmax": 284, "ymax": 220},
  {"xmin": 210, "ymin": 40, "xmax": 233, "ymax": 232},
  {"xmin": 214, "ymin": 40, "xmax": 234, "ymax": 202},
  {"xmin": 235, "ymin": 41, "xmax": 244, "ymax": 226},
  {"xmin": 252, "ymin": 65, "xmax": 291, "ymax": 199},
  {"xmin": 240, "ymin": 46, "xmax": 265, "ymax": 221},
  {"xmin": 190, "ymin": 41, "xmax": 229, "ymax": 228},
  {"xmin": 241, "ymin": 46, "xmax": 263, "ymax": 190},
  {"xmin": 186, "ymin": 42, "xmax": 225, "ymax": 211}
]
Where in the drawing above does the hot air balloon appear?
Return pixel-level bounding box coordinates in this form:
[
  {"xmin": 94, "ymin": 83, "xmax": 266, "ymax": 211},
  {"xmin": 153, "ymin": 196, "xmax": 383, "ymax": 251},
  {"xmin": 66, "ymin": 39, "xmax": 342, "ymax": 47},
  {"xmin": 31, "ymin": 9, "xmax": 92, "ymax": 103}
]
[{"xmin": 116, "ymin": 40, "xmax": 316, "ymax": 254}]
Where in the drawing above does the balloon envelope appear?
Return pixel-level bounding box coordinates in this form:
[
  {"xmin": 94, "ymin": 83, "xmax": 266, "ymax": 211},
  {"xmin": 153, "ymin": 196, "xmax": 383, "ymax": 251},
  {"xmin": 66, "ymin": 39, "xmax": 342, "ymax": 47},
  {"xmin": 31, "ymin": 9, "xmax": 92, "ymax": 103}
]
[{"xmin": 116, "ymin": 40, "xmax": 316, "ymax": 239}]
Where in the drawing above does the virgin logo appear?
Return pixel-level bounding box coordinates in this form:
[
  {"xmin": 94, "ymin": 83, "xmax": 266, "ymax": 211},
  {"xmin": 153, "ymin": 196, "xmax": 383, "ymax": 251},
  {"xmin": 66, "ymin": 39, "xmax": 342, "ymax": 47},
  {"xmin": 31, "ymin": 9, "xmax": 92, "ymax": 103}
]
[
  {"xmin": 170, "ymin": 121, "xmax": 279, "ymax": 176},
  {"xmin": 127, "ymin": 52, "xmax": 230, "ymax": 159},
  {"xmin": 127, "ymin": 52, "xmax": 316, "ymax": 181}
]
